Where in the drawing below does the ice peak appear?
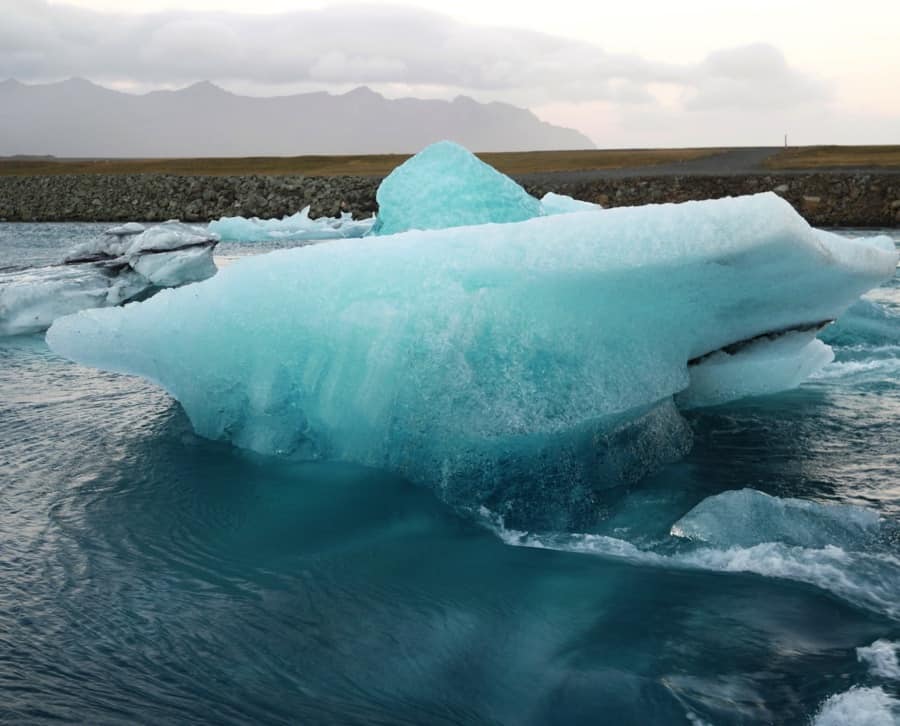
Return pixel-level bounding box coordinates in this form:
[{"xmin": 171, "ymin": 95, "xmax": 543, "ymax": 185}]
[{"xmin": 373, "ymin": 140, "xmax": 544, "ymax": 235}]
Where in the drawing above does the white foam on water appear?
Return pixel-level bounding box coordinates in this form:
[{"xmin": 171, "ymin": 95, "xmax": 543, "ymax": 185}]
[
  {"xmin": 810, "ymin": 358, "xmax": 900, "ymax": 382},
  {"xmin": 811, "ymin": 687, "xmax": 900, "ymax": 726},
  {"xmin": 858, "ymin": 641, "xmax": 900, "ymax": 680}
]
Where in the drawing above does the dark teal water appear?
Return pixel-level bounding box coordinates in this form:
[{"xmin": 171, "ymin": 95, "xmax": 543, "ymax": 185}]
[{"xmin": 1, "ymin": 224, "xmax": 899, "ymax": 724}]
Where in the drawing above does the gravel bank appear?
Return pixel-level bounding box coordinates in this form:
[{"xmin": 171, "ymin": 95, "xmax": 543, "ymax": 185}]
[{"xmin": 1, "ymin": 171, "xmax": 898, "ymax": 227}]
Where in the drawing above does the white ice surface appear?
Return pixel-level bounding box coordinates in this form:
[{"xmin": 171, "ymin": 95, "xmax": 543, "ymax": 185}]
[
  {"xmin": 678, "ymin": 331, "xmax": 835, "ymax": 408},
  {"xmin": 540, "ymin": 192, "xmax": 603, "ymax": 214}
]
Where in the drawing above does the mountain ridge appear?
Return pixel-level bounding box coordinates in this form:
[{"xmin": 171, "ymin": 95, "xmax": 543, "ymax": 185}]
[{"xmin": 0, "ymin": 79, "xmax": 594, "ymax": 157}]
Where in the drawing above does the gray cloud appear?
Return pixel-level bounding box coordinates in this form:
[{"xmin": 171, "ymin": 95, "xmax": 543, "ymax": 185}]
[{"xmin": 0, "ymin": 0, "xmax": 828, "ymax": 110}]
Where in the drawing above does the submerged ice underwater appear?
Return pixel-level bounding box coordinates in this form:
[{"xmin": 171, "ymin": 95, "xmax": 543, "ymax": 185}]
[{"xmin": 4, "ymin": 144, "xmax": 900, "ymax": 724}]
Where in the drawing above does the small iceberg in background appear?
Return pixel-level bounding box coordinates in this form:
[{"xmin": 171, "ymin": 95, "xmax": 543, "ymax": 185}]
[
  {"xmin": 208, "ymin": 206, "xmax": 375, "ymax": 242},
  {"xmin": 1, "ymin": 221, "xmax": 218, "ymax": 336},
  {"xmin": 372, "ymin": 140, "xmax": 545, "ymax": 235},
  {"xmin": 46, "ymin": 142, "xmax": 899, "ymax": 529}
]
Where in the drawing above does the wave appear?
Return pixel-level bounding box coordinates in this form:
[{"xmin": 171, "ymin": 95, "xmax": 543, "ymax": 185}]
[
  {"xmin": 483, "ymin": 488, "xmax": 900, "ymax": 620},
  {"xmin": 858, "ymin": 640, "xmax": 900, "ymax": 680}
]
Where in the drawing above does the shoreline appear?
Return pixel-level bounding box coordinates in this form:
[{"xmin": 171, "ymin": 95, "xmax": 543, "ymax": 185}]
[{"xmin": 1, "ymin": 170, "xmax": 898, "ymax": 227}]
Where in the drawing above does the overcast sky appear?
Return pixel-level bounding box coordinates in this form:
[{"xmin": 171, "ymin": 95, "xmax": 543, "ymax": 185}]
[{"xmin": 3, "ymin": 0, "xmax": 898, "ymax": 147}]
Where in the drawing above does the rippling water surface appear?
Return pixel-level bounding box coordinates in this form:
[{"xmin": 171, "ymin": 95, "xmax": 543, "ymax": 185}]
[{"xmin": 1, "ymin": 223, "xmax": 899, "ymax": 724}]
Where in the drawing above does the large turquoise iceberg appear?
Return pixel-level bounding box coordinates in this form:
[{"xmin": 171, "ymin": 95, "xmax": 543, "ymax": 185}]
[{"xmin": 46, "ymin": 163, "xmax": 898, "ymax": 528}]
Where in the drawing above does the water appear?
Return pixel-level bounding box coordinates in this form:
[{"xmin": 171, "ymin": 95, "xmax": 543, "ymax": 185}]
[{"xmin": 2, "ymin": 223, "xmax": 899, "ymax": 724}]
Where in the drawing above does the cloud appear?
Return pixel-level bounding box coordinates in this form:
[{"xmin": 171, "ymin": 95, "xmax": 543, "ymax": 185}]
[
  {"xmin": 684, "ymin": 44, "xmax": 829, "ymax": 110},
  {"xmin": 0, "ymin": 0, "xmax": 828, "ymax": 112}
]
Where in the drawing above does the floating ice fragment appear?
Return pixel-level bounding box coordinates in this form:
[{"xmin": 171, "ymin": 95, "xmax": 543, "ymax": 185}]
[
  {"xmin": 208, "ymin": 206, "xmax": 375, "ymax": 242},
  {"xmin": 1, "ymin": 221, "xmax": 218, "ymax": 336},
  {"xmin": 372, "ymin": 140, "xmax": 544, "ymax": 234},
  {"xmin": 670, "ymin": 488, "xmax": 881, "ymax": 549}
]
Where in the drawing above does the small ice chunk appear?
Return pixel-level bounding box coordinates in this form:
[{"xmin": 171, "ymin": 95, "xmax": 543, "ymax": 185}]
[
  {"xmin": 372, "ymin": 141, "xmax": 544, "ymax": 235},
  {"xmin": 671, "ymin": 488, "xmax": 881, "ymax": 549}
]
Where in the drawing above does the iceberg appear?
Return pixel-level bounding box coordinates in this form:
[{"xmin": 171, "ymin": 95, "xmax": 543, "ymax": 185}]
[
  {"xmin": 46, "ymin": 184, "xmax": 898, "ymax": 528},
  {"xmin": 1, "ymin": 221, "xmax": 218, "ymax": 336},
  {"xmin": 208, "ymin": 206, "xmax": 375, "ymax": 242},
  {"xmin": 372, "ymin": 141, "xmax": 545, "ymax": 234}
]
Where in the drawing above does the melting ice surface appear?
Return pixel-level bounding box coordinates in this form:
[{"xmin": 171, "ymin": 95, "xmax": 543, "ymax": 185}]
[
  {"xmin": 208, "ymin": 206, "xmax": 375, "ymax": 242},
  {"xmin": 47, "ymin": 170, "xmax": 898, "ymax": 529},
  {"xmin": 1, "ymin": 221, "xmax": 218, "ymax": 335}
]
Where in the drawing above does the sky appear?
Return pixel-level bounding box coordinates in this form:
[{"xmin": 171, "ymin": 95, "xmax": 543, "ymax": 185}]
[{"xmin": 2, "ymin": 0, "xmax": 899, "ymax": 147}]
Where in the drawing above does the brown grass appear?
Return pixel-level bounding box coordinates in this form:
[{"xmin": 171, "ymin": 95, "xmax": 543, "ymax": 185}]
[
  {"xmin": 0, "ymin": 148, "xmax": 723, "ymax": 178},
  {"xmin": 766, "ymin": 145, "xmax": 900, "ymax": 170}
]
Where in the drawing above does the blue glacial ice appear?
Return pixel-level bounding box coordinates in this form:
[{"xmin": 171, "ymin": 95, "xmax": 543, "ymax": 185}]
[
  {"xmin": 46, "ymin": 179, "xmax": 898, "ymax": 527},
  {"xmin": 371, "ymin": 141, "xmax": 545, "ymax": 234},
  {"xmin": 1, "ymin": 221, "xmax": 218, "ymax": 336},
  {"xmin": 208, "ymin": 206, "xmax": 375, "ymax": 242}
]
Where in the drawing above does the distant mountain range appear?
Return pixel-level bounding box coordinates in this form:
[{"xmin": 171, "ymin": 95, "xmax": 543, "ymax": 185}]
[{"xmin": 0, "ymin": 79, "xmax": 593, "ymax": 157}]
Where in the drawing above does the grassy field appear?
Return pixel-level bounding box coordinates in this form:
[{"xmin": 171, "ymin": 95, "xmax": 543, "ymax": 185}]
[
  {"xmin": 2, "ymin": 146, "xmax": 898, "ymax": 177},
  {"xmin": 0, "ymin": 148, "xmax": 722, "ymax": 177},
  {"xmin": 766, "ymin": 145, "xmax": 900, "ymax": 170}
]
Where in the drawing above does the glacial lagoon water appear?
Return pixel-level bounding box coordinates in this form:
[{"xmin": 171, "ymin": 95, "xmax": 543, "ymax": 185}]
[{"xmin": 2, "ymin": 222, "xmax": 900, "ymax": 724}]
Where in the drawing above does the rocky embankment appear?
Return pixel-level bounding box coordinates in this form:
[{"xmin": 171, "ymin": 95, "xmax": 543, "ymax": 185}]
[{"xmin": 1, "ymin": 172, "xmax": 898, "ymax": 226}]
